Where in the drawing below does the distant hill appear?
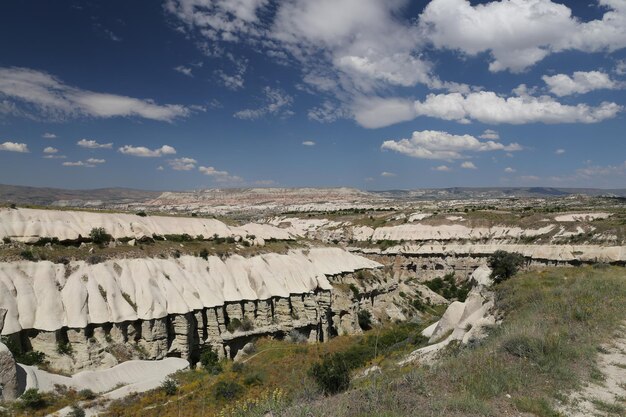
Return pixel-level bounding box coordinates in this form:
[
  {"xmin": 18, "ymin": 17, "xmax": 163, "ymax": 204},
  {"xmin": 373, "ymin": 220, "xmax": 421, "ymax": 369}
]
[
  {"xmin": 1, "ymin": 183, "xmax": 624, "ymax": 208},
  {"xmin": 0, "ymin": 184, "xmax": 161, "ymax": 206}
]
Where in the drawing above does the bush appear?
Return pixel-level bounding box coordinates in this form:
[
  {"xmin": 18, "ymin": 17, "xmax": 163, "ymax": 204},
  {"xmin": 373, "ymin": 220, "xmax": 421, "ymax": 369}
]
[
  {"xmin": 19, "ymin": 388, "xmax": 45, "ymax": 409},
  {"xmin": 214, "ymin": 380, "xmax": 242, "ymax": 400},
  {"xmin": 488, "ymin": 251, "xmax": 525, "ymax": 284},
  {"xmin": 68, "ymin": 404, "xmax": 86, "ymax": 417},
  {"xmin": 309, "ymin": 355, "xmax": 351, "ymax": 395},
  {"xmin": 2, "ymin": 237, "xmax": 10, "ymax": 244},
  {"xmin": 20, "ymin": 250, "xmax": 36, "ymax": 261},
  {"xmin": 136, "ymin": 211, "xmax": 147, "ymax": 217},
  {"xmin": 57, "ymin": 341, "xmax": 73, "ymax": 355},
  {"xmin": 78, "ymin": 388, "xmax": 96, "ymax": 400},
  {"xmin": 348, "ymin": 283, "xmax": 360, "ymax": 300},
  {"xmin": 357, "ymin": 310, "xmax": 372, "ymax": 330},
  {"xmin": 226, "ymin": 318, "xmax": 242, "ymax": 333},
  {"xmin": 200, "ymin": 347, "xmax": 222, "ymax": 374},
  {"xmin": 199, "ymin": 248, "xmax": 209, "ymax": 260},
  {"xmin": 161, "ymin": 377, "xmax": 178, "ymax": 395},
  {"xmin": 89, "ymin": 227, "xmax": 112, "ymax": 245},
  {"xmin": 243, "ymin": 371, "xmax": 264, "ymax": 386},
  {"xmin": 240, "ymin": 317, "xmax": 254, "ymax": 331}
]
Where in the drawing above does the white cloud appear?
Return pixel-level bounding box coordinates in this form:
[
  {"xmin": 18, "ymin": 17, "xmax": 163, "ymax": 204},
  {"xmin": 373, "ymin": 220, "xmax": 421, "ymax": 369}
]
[
  {"xmin": 380, "ymin": 171, "xmax": 396, "ymax": 177},
  {"xmin": 302, "ymin": 141, "xmax": 316, "ymax": 146},
  {"xmin": 42, "ymin": 132, "xmax": 57, "ymax": 139},
  {"xmin": 234, "ymin": 86, "xmax": 293, "ymax": 120},
  {"xmin": 419, "ymin": 0, "xmax": 626, "ymax": 72},
  {"xmin": 119, "ymin": 145, "xmax": 177, "ymax": 158},
  {"xmin": 0, "ymin": 67, "xmax": 192, "ymax": 122},
  {"xmin": 63, "ymin": 161, "xmax": 94, "ymax": 167},
  {"xmin": 460, "ymin": 161, "xmax": 477, "ymax": 169},
  {"xmin": 555, "ymin": 148, "xmax": 566, "ymax": 155},
  {"xmin": 616, "ymin": 59, "xmax": 626, "ymax": 75},
  {"xmin": 433, "ymin": 165, "xmax": 451, "ymax": 172},
  {"xmin": 216, "ymin": 56, "xmax": 247, "ymax": 90},
  {"xmin": 353, "ymin": 90, "xmax": 622, "ymax": 128},
  {"xmin": 0, "ymin": 141, "xmax": 29, "ymax": 152},
  {"xmin": 168, "ymin": 157, "xmax": 197, "ymax": 171},
  {"xmin": 77, "ymin": 139, "xmax": 113, "ymax": 149},
  {"xmin": 86, "ymin": 158, "xmax": 105, "ymax": 164},
  {"xmin": 479, "ymin": 129, "xmax": 499, "ymax": 140},
  {"xmin": 174, "ymin": 66, "xmax": 193, "ymax": 77},
  {"xmin": 157, "ymin": 166, "xmax": 164, "ymax": 171},
  {"xmin": 413, "ymin": 91, "xmax": 622, "ymax": 125},
  {"xmin": 504, "ymin": 167, "xmax": 516, "ymax": 173},
  {"xmin": 198, "ymin": 165, "xmax": 243, "ymax": 183},
  {"xmin": 43, "ymin": 146, "xmax": 58, "ymax": 154},
  {"xmin": 165, "ymin": 0, "xmax": 269, "ymax": 42},
  {"xmin": 307, "ymin": 100, "xmax": 351, "ymax": 123},
  {"xmin": 381, "ymin": 130, "xmax": 522, "ymax": 161},
  {"xmin": 543, "ymin": 71, "xmax": 622, "ymax": 96},
  {"xmin": 43, "ymin": 154, "xmax": 66, "ymax": 159}
]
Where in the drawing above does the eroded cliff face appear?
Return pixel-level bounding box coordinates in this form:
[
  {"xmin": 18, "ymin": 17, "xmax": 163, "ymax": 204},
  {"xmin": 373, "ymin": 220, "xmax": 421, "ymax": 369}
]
[{"xmin": 0, "ymin": 248, "xmax": 434, "ymax": 373}]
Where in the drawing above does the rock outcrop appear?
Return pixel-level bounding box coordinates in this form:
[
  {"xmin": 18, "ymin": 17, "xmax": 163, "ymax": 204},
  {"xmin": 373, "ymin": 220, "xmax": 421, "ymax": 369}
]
[
  {"xmin": 0, "ymin": 309, "xmax": 18, "ymax": 401},
  {"xmin": 0, "ymin": 208, "xmax": 292, "ymax": 242},
  {"xmin": 0, "ymin": 248, "xmax": 383, "ymax": 373}
]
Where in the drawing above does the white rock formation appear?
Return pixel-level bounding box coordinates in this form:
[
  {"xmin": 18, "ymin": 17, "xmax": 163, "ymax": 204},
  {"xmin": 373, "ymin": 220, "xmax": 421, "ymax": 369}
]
[
  {"xmin": 554, "ymin": 213, "xmax": 612, "ymax": 222},
  {"xmin": 377, "ymin": 244, "xmax": 626, "ymax": 263},
  {"xmin": 0, "ymin": 248, "xmax": 381, "ymax": 335},
  {"xmin": 18, "ymin": 357, "xmax": 188, "ymax": 396},
  {"xmin": 0, "ymin": 208, "xmax": 292, "ymax": 242},
  {"xmin": 400, "ymin": 267, "xmax": 496, "ymax": 365}
]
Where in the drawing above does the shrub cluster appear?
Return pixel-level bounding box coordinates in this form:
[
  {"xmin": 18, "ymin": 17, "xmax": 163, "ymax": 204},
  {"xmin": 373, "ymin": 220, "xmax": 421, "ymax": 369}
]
[
  {"xmin": 424, "ymin": 272, "xmax": 472, "ymax": 301},
  {"xmin": 488, "ymin": 250, "xmax": 525, "ymax": 284}
]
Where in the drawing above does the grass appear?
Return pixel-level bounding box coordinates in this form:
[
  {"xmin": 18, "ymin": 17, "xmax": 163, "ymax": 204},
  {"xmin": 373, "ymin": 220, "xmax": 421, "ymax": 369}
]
[{"xmin": 275, "ymin": 265, "xmax": 626, "ymax": 417}]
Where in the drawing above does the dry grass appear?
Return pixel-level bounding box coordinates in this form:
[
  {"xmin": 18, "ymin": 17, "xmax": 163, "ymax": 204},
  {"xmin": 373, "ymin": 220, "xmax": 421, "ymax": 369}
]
[{"xmin": 278, "ymin": 265, "xmax": 626, "ymax": 417}]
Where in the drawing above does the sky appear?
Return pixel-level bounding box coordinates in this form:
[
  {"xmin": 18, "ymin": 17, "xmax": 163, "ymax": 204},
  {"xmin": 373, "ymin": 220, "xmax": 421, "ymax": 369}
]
[{"xmin": 0, "ymin": 0, "xmax": 625, "ymax": 191}]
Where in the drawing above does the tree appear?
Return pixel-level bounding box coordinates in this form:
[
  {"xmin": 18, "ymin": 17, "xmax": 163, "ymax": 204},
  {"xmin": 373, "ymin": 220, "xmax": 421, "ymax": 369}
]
[
  {"xmin": 488, "ymin": 251, "xmax": 525, "ymax": 284},
  {"xmin": 89, "ymin": 227, "xmax": 112, "ymax": 245}
]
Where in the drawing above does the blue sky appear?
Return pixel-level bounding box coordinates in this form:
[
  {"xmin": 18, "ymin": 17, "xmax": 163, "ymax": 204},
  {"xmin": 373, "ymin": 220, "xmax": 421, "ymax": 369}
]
[{"xmin": 0, "ymin": 0, "xmax": 625, "ymax": 190}]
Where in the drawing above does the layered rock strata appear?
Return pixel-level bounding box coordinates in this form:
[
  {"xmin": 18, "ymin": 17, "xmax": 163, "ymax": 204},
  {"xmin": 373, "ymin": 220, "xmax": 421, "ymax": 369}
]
[{"xmin": 0, "ymin": 248, "xmax": 382, "ymax": 373}]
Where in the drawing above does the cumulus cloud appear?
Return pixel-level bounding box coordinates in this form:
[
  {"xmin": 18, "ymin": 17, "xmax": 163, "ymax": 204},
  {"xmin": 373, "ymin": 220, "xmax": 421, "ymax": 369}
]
[
  {"xmin": 42, "ymin": 132, "xmax": 57, "ymax": 139},
  {"xmin": 77, "ymin": 139, "xmax": 113, "ymax": 149},
  {"xmin": 460, "ymin": 161, "xmax": 477, "ymax": 169},
  {"xmin": 555, "ymin": 148, "xmax": 566, "ymax": 155},
  {"xmin": 0, "ymin": 67, "xmax": 192, "ymax": 122},
  {"xmin": 356, "ymin": 90, "xmax": 622, "ymax": 128},
  {"xmin": 0, "ymin": 141, "xmax": 29, "ymax": 152},
  {"xmin": 234, "ymin": 86, "xmax": 293, "ymax": 120},
  {"xmin": 86, "ymin": 158, "xmax": 105, "ymax": 164},
  {"xmin": 504, "ymin": 167, "xmax": 516, "ymax": 173},
  {"xmin": 381, "ymin": 130, "xmax": 522, "ymax": 161},
  {"xmin": 543, "ymin": 71, "xmax": 622, "ymax": 96},
  {"xmin": 380, "ymin": 171, "xmax": 396, "ymax": 177},
  {"xmin": 419, "ymin": 0, "xmax": 626, "ymax": 72},
  {"xmin": 198, "ymin": 165, "xmax": 243, "ymax": 183},
  {"xmin": 302, "ymin": 141, "xmax": 316, "ymax": 146},
  {"xmin": 433, "ymin": 165, "xmax": 451, "ymax": 172},
  {"xmin": 43, "ymin": 154, "xmax": 66, "ymax": 159},
  {"xmin": 479, "ymin": 129, "xmax": 499, "ymax": 140},
  {"xmin": 43, "ymin": 146, "xmax": 58, "ymax": 154},
  {"xmin": 118, "ymin": 145, "xmax": 177, "ymax": 157},
  {"xmin": 168, "ymin": 157, "xmax": 197, "ymax": 171}
]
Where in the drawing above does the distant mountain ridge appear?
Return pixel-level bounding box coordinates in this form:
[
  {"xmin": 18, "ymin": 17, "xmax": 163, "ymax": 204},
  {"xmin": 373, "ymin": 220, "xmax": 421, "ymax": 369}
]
[{"xmin": 0, "ymin": 183, "xmax": 624, "ymax": 207}]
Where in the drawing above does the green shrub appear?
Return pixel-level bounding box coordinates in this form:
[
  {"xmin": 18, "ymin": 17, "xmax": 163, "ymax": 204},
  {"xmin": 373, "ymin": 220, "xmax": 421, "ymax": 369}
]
[
  {"xmin": 78, "ymin": 388, "xmax": 96, "ymax": 400},
  {"xmin": 2, "ymin": 237, "xmax": 10, "ymax": 244},
  {"xmin": 357, "ymin": 310, "xmax": 372, "ymax": 330},
  {"xmin": 200, "ymin": 347, "xmax": 222, "ymax": 374},
  {"xmin": 136, "ymin": 211, "xmax": 147, "ymax": 217},
  {"xmin": 227, "ymin": 318, "xmax": 242, "ymax": 333},
  {"xmin": 68, "ymin": 404, "xmax": 86, "ymax": 417},
  {"xmin": 309, "ymin": 355, "xmax": 351, "ymax": 395},
  {"xmin": 199, "ymin": 248, "xmax": 209, "ymax": 260},
  {"xmin": 161, "ymin": 377, "xmax": 178, "ymax": 395},
  {"xmin": 488, "ymin": 251, "xmax": 525, "ymax": 284},
  {"xmin": 89, "ymin": 227, "xmax": 112, "ymax": 245},
  {"xmin": 348, "ymin": 283, "xmax": 360, "ymax": 299},
  {"xmin": 19, "ymin": 388, "xmax": 45, "ymax": 409},
  {"xmin": 243, "ymin": 371, "xmax": 264, "ymax": 386},
  {"xmin": 20, "ymin": 250, "xmax": 36, "ymax": 261},
  {"xmin": 57, "ymin": 341, "xmax": 73, "ymax": 355},
  {"xmin": 214, "ymin": 380, "xmax": 242, "ymax": 400}
]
